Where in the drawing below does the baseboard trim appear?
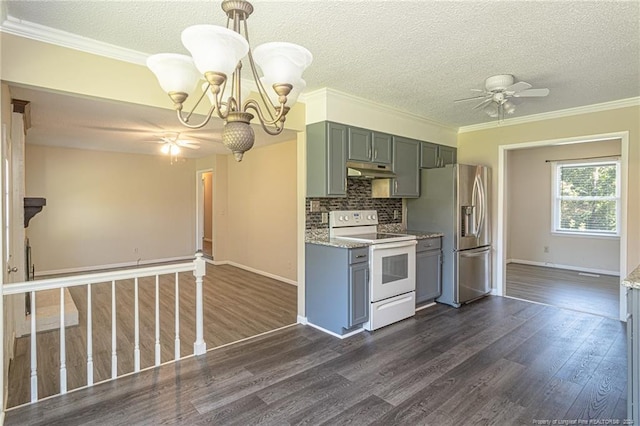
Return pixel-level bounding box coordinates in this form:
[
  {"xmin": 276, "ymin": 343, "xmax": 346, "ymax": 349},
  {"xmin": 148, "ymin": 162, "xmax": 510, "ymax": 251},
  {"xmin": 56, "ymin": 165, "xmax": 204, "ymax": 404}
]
[
  {"xmin": 203, "ymin": 238, "xmax": 212, "ymax": 243},
  {"xmin": 35, "ymin": 255, "xmax": 195, "ymax": 277},
  {"xmin": 415, "ymin": 302, "xmax": 436, "ymax": 312},
  {"xmin": 507, "ymin": 259, "xmax": 619, "ymax": 277},
  {"xmin": 297, "ymin": 315, "xmax": 308, "ymax": 325},
  {"xmin": 305, "ymin": 321, "xmax": 364, "ymax": 339},
  {"xmin": 211, "ymin": 260, "xmax": 297, "ymax": 286}
]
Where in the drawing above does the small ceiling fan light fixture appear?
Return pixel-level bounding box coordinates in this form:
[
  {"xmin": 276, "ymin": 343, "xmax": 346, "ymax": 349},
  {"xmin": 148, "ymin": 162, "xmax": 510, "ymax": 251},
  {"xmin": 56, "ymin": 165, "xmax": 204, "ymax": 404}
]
[
  {"xmin": 170, "ymin": 144, "xmax": 181, "ymax": 156},
  {"xmin": 483, "ymin": 103, "xmax": 499, "ymax": 118},
  {"xmin": 161, "ymin": 143, "xmax": 171, "ymax": 154},
  {"xmin": 503, "ymin": 100, "xmax": 516, "ymax": 114}
]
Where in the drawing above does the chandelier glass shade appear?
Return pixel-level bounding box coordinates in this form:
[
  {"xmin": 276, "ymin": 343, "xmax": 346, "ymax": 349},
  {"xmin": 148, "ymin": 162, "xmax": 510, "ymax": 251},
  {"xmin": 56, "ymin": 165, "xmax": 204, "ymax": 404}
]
[{"xmin": 146, "ymin": 0, "xmax": 312, "ymax": 161}]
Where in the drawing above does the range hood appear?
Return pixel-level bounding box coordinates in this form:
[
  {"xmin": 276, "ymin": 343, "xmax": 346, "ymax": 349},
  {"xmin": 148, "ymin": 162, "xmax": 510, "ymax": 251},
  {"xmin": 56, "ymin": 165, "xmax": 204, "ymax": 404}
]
[{"xmin": 346, "ymin": 161, "xmax": 396, "ymax": 178}]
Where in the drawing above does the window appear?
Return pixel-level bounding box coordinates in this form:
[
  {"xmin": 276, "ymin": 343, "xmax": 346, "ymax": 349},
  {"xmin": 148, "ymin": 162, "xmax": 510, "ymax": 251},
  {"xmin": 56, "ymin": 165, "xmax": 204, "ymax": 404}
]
[{"xmin": 551, "ymin": 160, "xmax": 620, "ymax": 236}]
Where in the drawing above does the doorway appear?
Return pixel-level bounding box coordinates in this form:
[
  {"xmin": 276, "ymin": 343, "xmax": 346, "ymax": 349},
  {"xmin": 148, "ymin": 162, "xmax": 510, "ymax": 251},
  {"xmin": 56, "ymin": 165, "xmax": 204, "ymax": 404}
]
[
  {"xmin": 197, "ymin": 169, "xmax": 213, "ymax": 258},
  {"xmin": 496, "ymin": 132, "xmax": 629, "ymax": 321}
]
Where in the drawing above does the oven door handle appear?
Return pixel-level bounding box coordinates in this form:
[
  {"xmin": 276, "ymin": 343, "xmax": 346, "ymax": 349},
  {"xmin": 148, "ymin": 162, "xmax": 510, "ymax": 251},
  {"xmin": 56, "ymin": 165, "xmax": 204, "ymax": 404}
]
[{"xmin": 370, "ymin": 240, "xmax": 417, "ymax": 250}]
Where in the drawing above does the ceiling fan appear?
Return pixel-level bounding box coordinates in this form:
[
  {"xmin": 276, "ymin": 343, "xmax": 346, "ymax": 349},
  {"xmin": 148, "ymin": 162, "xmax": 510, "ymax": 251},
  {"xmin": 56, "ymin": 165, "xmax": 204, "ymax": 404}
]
[
  {"xmin": 455, "ymin": 74, "xmax": 550, "ymax": 118},
  {"xmin": 149, "ymin": 132, "xmax": 201, "ymax": 156}
]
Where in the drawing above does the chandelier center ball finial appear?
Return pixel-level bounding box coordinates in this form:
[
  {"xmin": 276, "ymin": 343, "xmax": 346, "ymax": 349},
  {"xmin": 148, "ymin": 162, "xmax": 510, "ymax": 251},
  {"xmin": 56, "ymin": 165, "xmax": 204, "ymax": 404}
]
[
  {"xmin": 222, "ymin": 112, "xmax": 255, "ymax": 162},
  {"xmin": 221, "ymin": 0, "xmax": 254, "ymax": 19}
]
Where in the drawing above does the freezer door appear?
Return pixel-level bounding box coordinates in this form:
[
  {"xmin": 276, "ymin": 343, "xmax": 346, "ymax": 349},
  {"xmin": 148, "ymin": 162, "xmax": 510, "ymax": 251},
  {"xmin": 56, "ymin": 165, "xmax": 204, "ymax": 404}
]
[
  {"xmin": 456, "ymin": 165, "xmax": 490, "ymax": 251},
  {"xmin": 455, "ymin": 246, "xmax": 491, "ymax": 304}
]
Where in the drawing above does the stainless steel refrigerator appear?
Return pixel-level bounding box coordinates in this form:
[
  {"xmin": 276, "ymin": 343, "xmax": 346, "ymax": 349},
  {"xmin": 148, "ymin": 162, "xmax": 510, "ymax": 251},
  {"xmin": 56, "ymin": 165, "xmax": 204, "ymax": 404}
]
[{"xmin": 407, "ymin": 164, "xmax": 491, "ymax": 308}]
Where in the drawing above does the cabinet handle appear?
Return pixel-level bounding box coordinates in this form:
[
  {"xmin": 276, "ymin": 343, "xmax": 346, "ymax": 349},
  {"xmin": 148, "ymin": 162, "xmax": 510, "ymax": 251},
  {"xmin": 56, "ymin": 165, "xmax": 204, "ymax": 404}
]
[
  {"xmin": 367, "ymin": 147, "xmax": 371, "ymax": 159},
  {"xmin": 373, "ymin": 149, "xmax": 378, "ymax": 160},
  {"xmin": 394, "ymin": 180, "xmax": 398, "ymax": 193},
  {"xmin": 365, "ymin": 268, "xmax": 369, "ymax": 284},
  {"xmin": 355, "ymin": 254, "xmax": 367, "ymax": 258}
]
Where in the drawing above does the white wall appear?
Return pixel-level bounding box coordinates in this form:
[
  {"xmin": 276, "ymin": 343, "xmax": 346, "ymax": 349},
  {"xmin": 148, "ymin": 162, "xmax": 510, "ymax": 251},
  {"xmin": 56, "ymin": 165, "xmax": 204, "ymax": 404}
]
[
  {"xmin": 25, "ymin": 145, "xmax": 197, "ymax": 273},
  {"xmin": 507, "ymin": 140, "xmax": 621, "ymax": 274}
]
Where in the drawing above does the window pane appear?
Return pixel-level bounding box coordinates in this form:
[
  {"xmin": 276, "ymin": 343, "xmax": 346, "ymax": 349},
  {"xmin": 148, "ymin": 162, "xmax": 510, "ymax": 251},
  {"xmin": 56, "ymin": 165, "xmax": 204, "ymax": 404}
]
[
  {"xmin": 559, "ymin": 199, "xmax": 617, "ymax": 232},
  {"xmin": 559, "ymin": 164, "xmax": 616, "ymax": 197}
]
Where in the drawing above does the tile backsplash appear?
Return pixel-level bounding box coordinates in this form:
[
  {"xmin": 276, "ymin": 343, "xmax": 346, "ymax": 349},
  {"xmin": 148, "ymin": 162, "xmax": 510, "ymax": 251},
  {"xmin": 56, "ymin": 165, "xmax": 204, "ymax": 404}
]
[{"xmin": 306, "ymin": 178, "xmax": 402, "ymax": 229}]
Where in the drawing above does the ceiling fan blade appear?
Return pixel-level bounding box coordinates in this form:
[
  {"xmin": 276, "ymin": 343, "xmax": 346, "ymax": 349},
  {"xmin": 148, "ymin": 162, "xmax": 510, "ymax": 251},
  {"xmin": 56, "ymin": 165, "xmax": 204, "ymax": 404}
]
[
  {"xmin": 473, "ymin": 98, "xmax": 493, "ymax": 110},
  {"xmin": 504, "ymin": 81, "xmax": 532, "ymax": 93},
  {"xmin": 513, "ymin": 88, "xmax": 550, "ymax": 97},
  {"xmin": 177, "ymin": 142, "xmax": 201, "ymax": 149},
  {"xmin": 454, "ymin": 95, "xmax": 488, "ymax": 103}
]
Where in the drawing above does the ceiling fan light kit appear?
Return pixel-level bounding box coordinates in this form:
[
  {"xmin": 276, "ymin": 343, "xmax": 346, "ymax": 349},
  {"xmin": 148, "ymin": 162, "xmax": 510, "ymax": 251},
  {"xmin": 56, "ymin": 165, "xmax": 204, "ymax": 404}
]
[
  {"xmin": 455, "ymin": 74, "xmax": 550, "ymax": 120},
  {"xmin": 147, "ymin": 0, "xmax": 312, "ymax": 161}
]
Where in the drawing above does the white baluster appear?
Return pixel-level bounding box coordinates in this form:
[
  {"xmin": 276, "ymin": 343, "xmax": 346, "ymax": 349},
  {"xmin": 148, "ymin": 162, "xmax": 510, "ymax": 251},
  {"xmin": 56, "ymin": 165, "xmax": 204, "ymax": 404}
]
[
  {"xmin": 134, "ymin": 277, "xmax": 140, "ymax": 372},
  {"xmin": 155, "ymin": 275, "xmax": 160, "ymax": 366},
  {"xmin": 111, "ymin": 280, "xmax": 117, "ymax": 379},
  {"xmin": 174, "ymin": 272, "xmax": 180, "ymax": 360},
  {"xmin": 59, "ymin": 287, "xmax": 67, "ymax": 394},
  {"xmin": 87, "ymin": 283, "xmax": 93, "ymax": 386},
  {"xmin": 30, "ymin": 290, "xmax": 38, "ymax": 403},
  {"xmin": 193, "ymin": 252, "xmax": 206, "ymax": 355}
]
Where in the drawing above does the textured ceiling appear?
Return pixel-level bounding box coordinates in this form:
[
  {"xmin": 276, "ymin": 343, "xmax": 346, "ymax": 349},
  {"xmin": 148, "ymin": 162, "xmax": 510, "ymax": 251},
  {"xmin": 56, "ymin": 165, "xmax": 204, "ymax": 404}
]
[{"xmin": 2, "ymin": 0, "xmax": 639, "ymax": 155}]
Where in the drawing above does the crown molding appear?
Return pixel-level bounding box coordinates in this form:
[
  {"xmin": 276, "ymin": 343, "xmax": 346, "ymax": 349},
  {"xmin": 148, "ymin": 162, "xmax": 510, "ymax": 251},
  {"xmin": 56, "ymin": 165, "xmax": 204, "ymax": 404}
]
[
  {"xmin": 0, "ymin": 15, "xmax": 148, "ymax": 65},
  {"xmin": 321, "ymin": 87, "xmax": 457, "ymax": 132},
  {"xmin": 458, "ymin": 97, "xmax": 640, "ymax": 134}
]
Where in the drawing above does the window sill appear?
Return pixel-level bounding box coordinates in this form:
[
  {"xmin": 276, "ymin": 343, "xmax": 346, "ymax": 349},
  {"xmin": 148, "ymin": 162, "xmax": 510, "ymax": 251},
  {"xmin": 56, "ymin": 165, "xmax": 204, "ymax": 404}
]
[{"xmin": 551, "ymin": 231, "xmax": 620, "ymax": 240}]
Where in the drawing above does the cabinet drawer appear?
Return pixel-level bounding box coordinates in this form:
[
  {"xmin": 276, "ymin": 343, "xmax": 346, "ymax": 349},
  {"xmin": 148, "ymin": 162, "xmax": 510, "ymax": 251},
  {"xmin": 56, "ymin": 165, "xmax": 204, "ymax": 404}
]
[
  {"xmin": 417, "ymin": 238, "xmax": 441, "ymax": 252},
  {"xmin": 349, "ymin": 247, "xmax": 369, "ymax": 264}
]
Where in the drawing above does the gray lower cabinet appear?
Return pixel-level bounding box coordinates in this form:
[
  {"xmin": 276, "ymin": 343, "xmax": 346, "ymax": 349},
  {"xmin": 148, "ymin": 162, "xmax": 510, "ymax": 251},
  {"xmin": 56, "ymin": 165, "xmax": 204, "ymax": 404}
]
[
  {"xmin": 628, "ymin": 287, "xmax": 639, "ymax": 423},
  {"xmin": 416, "ymin": 237, "xmax": 442, "ymax": 304},
  {"xmin": 306, "ymin": 121, "xmax": 347, "ymax": 197},
  {"xmin": 420, "ymin": 142, "xmax": 457, "ymax": 169},
  {"xmin": 305, "ymin": 244, "xmax": 369, "ymax": 335}
]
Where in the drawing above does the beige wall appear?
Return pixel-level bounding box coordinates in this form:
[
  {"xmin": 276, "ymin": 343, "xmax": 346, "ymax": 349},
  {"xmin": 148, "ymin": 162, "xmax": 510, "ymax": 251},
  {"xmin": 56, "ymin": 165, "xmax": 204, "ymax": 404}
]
[
  {"xmin": 25, "ymin": 145, "xmax": 197, "ymax": 273},
  {"xmin": 223, "ymin": 140, "xmax": 298, "ymax": 282},
  {"xmin": 507, "ymin": 140, "xmax": 621, "ymax": 273},
  {"xmin": 194, "ymin": 144, "xmax": 298, "ymax": 283},
  {"xmin": 458, "ymin": 106, "xmax": 640, "ymax": 289}
]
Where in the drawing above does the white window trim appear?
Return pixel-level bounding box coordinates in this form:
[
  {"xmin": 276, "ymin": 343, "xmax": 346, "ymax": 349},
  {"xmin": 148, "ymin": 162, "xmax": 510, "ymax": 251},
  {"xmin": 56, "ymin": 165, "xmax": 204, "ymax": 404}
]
[{"xmin": 550, "ymin": 159, "xmax": 621, "ymax": 237}]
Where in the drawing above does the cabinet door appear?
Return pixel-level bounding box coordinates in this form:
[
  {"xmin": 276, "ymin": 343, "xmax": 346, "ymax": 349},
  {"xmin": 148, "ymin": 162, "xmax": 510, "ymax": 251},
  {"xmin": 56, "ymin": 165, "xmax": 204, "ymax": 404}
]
[
  {"xmin": 439, "ymin": 146, "xmax": 457, "ymax": 166},
  {"xmin": 348, "ymin": 262, "xmax": 369, "ymax": 327},
  {"xmin": 372, "ymin": 132, "xmax": 392, "ymax": 164},
  {"xmin": 416, "ymin": 249, "xmax": 442, "ymax": 303},
  {"xmin": 327, "ymin": 123, "xmax": 347, "ymax": 196},
  {"xmin": 392, "ymin": 137, "xmax": 420, "ymax": 197},
  {"xmin": 347, "ymin": 127, "xmax": 371, "ymax": 162},
  {"xmin": 420, "ymin": 142, "xmax": 439, "ymax": 168}
]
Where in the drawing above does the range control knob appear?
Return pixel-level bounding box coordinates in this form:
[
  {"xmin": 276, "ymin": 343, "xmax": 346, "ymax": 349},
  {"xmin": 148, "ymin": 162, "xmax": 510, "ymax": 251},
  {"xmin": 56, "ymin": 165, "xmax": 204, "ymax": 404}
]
[
  {"xmin": 367, "ymin": 215, "xmax": 373, "ymax": 220},
  {"xmin": 344, "ymin": 216, "xmax": 350, "ymax": 221},
  {"xmin": 339, "ymin": 215, "xmax": 344, "ymax": 221},
  {"xmin": 372, "ymin": 215, "xmax": 377, "ymax": 220}
]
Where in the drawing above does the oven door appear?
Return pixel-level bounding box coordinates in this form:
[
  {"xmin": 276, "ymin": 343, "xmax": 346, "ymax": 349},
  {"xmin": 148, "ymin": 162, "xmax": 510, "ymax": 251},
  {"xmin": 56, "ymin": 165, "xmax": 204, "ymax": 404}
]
[{"xmin": 369, "ymin": 240, "xmax": 417, "ymax": 302}]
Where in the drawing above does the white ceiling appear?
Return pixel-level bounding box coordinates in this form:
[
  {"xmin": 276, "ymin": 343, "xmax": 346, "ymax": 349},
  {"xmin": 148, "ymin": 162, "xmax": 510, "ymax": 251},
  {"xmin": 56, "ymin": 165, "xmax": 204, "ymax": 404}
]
[{"xmin": 2, "ymin": 0, "xmax": 639, "ymax": 157}]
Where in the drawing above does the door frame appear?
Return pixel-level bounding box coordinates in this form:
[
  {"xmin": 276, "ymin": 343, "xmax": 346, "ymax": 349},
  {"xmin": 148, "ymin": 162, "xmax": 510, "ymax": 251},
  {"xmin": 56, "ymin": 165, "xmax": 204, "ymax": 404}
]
[
  {"xmin": 195, "ymin": 169, "xmax": 213, "ymax": 257},
  {"xmin": 496, "ymin": 131, "xmax": 629, "ymax": 321}
]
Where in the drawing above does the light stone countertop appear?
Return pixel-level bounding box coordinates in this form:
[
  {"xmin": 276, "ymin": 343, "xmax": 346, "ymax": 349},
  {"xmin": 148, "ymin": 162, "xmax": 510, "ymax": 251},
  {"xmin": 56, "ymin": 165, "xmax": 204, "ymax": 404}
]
[
  {"xmin": 622, "ymin": 264, "xmax": 640, "ymax": 289},
  {"xmin": 305, "ymin": 228, "xmax": 443, "ymax": 248}
]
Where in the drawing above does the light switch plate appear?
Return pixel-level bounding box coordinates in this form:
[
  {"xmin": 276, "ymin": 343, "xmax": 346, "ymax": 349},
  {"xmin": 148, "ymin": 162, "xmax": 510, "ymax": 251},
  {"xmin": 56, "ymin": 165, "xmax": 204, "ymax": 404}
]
[{"xmin": 321, "ymin": 212, "xmax": 329, "ymax": 223}]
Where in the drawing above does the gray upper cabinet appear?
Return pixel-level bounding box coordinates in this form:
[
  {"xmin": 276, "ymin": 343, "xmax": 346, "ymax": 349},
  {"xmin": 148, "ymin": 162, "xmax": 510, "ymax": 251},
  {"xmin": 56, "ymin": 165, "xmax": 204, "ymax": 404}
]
[
  {"xmin": 392, "ymin": 137, "xmax": 420, "ymax": 197},
  {"xmin": 420, "ymin": 142, "xmax": 457, "ymax": 168},
  {"xmin": 348, "ymin": 127, "xmax": 392, "ymax": 164},
  {"xmin": 306, "ymin": 121, "xmax": 347, "ymax": 197}
]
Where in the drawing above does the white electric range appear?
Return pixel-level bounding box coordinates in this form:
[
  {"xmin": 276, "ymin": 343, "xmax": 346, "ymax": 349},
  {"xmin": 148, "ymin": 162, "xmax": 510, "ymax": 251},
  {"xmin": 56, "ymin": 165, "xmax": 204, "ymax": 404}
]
[{"xmin": 330, "ymin": 210, "xmax": 417, "ymax": 331}]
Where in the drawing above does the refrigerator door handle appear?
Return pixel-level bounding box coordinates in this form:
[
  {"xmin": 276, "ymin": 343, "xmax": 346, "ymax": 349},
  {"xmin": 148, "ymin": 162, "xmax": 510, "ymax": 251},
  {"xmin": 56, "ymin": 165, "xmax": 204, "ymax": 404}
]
[{"xmin": 475, "ymin": 172, "xmax": 485, "ymax": 237}]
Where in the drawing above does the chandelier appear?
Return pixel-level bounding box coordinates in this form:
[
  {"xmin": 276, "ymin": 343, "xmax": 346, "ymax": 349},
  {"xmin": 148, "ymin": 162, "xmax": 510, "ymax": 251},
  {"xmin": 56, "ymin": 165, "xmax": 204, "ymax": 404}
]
[{"xmin": 146, "ymin": 0, "xmax": 312, "ymax": 161}]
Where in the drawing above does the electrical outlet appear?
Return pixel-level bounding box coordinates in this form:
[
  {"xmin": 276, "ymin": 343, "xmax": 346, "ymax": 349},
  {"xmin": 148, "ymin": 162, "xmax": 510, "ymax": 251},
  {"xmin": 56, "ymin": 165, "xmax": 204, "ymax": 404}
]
[
  {"xmin": 321, "ymin": 212, "xmax": 329, "ymax": 223},
  {"xmin": 134, "ymin": 247, "xmax": 139, "ymax": 254},
  {"xmin": 393, "ymin": 209, "xmax": 399, "ymax": 220},
  {"xmin": 310, "ymin": 200, "xmax": 320, "ymax": 212},
  {"xmin": 544, "ymin": 246, "xmax": 549, "ymax": 253}
]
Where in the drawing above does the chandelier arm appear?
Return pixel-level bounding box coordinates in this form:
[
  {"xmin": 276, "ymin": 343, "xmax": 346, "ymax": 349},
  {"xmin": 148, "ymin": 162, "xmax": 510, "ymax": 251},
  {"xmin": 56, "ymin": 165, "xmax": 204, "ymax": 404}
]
[
  {"xmin": 242, "ymin": 18, "xmax": 278, "ymax": 122},
  {"xmin": 244, "ymin": 102, "xmax": 285, "ymax": 135},
  {"xmin": 244, "ymin": 98, "xmax": 286, "ymax": 127},
  {"xmin": 176, "ymin": 105, "xmax": 217, "ymax": 129},
  {"xmin": 179, "ymin": 85, "xmax": 212, "ymax": 123}
]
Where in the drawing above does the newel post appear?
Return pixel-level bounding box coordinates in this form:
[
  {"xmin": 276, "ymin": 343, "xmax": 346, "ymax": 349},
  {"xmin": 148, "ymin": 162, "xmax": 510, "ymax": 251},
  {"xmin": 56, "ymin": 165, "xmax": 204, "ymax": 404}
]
[{"xmin": 193, "ymin": 251, "xmax": 207, "ymax": 355}]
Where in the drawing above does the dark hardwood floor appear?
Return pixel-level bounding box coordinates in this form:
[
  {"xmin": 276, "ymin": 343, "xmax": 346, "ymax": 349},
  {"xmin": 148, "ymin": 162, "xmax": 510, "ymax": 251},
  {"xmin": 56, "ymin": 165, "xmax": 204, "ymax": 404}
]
[
  {"xmin": 6, "ymin": 263, "xmax": 297, "ymax": 408},
  {"xmin": 506, "ymin": 263, "xmax": 620, "ymax": 319},
  {"xmin": 5, "ymin": 296, "xmax": 628, "ymax": 425}
]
